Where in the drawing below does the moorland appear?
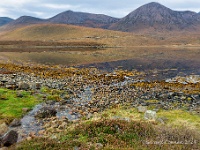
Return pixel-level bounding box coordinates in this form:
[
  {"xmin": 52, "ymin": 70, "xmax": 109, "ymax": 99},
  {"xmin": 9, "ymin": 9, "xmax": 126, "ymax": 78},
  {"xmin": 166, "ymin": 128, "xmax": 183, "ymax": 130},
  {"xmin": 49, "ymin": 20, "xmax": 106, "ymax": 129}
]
[{"xmin": 0, "ymin": 2, "xmax": 200, "ymax": 150}]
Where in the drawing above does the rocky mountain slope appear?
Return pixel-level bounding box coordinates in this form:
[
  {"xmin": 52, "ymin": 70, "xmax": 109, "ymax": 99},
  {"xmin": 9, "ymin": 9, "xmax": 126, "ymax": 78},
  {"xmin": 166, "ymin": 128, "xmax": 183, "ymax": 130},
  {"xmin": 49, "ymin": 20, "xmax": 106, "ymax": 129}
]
[
  {"xmin": 48, "ymin": 10, "xmax": 119, "ymax": 29},
  {"xmin": 109, "ymin": 2, "xmax": 200, "ymax": 33}
]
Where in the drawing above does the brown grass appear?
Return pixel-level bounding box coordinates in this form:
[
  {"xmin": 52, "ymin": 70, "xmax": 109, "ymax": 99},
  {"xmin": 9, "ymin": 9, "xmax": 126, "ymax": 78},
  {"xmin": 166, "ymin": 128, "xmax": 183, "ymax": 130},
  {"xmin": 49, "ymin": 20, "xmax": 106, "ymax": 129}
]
[{"xmin": 1, "ymin": 24, "xmax": 200, "ymax": 48}]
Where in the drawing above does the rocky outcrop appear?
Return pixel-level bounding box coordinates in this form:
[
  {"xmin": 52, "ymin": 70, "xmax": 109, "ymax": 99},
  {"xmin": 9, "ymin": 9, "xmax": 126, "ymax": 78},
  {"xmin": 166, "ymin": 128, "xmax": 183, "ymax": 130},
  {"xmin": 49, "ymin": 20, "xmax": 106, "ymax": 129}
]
[{"xmin": 0, "ymin": 130, "xmax": 18, "ymax": 147}]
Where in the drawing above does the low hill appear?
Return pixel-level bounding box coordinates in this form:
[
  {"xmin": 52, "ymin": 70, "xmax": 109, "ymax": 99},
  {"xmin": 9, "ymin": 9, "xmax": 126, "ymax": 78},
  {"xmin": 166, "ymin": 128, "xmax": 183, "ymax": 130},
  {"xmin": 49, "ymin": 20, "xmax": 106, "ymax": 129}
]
[
  {"xmin": 1, "ymin": 24, "xmax": 200, "ymax": 47},
  {"xmin": 0, "ymin": 24, "xmax": 127, "ymax": 41}
]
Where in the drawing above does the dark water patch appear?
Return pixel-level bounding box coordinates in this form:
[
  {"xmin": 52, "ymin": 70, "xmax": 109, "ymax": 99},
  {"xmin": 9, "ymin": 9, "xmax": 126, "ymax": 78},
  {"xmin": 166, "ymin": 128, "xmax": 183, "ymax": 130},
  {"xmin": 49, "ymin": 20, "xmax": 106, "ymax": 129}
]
[{"xmin": 80, "ymin": 58, "xmax": 200, "ymax": 80}]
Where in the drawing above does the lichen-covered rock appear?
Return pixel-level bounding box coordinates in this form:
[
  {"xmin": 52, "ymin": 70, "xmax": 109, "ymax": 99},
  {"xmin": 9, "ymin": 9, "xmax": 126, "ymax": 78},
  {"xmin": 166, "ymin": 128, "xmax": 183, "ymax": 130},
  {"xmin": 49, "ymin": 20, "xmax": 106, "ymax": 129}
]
[{"xmin": 144, "ymin": 110, "xmax": 157, "ymax": 120}]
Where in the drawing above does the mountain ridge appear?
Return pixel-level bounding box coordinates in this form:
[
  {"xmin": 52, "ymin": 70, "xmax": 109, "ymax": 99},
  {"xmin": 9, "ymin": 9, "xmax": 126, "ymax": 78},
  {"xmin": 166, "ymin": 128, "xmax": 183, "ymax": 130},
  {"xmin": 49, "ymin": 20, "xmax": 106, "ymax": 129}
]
[
  {"xmin": 109, "ymin": 2, "xmax": 200, "ymax": 32},
  {"xmin": 1, "ymin": 2, "xmax": 200, "ymax": 33}
]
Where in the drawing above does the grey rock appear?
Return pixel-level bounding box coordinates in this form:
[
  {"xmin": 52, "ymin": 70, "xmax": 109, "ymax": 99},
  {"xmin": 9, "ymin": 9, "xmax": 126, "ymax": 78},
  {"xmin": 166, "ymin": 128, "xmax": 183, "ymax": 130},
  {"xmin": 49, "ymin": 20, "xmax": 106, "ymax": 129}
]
[
  {"xmin": 137, "ymin": 106, "xmax": 147, "ymax": 113},
  {"xmin": 35, "ymin": 107, "xmax": 57, "ymax": 118},
  {"xmin": 1, "ymin": 130, "xmax": 18, "ymax": 147},
  {"xmin": 144, "ymin": 110, "xmax": 157, "ymax": 120},
  {"xmin": 95, "ymin": 143, "xmax": 103, "ymax": 149},
  {"xmin": 18, "ymin": 82, "xmax": 30, "ymax": 90},
  {"xmin": 9, "ymin": 119, "xmax": 21, "ymax": 127}
]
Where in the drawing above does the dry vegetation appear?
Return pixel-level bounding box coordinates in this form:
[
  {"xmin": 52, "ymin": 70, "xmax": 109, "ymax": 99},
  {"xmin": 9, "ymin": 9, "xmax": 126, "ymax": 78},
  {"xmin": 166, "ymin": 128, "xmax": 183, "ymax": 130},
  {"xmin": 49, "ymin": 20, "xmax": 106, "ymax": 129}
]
[{"xmin": 1, "ymin": 24, "xmax": 200, "ymax": 48}]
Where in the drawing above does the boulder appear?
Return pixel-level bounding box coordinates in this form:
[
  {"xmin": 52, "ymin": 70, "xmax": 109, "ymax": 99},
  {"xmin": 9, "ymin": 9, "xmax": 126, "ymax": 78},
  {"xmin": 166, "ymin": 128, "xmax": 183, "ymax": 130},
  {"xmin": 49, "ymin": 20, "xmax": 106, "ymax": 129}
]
[
  {"xmin": 144, "ymin": 110, "xmax": 157, "ymax": 120},
  {"xmin": 30, "ymin": 82, "xmax": 42, "ymax": 90},
  {"xmin": 0, "ymin": 130, "xmax": 18, "ymax": 147},
  {"xmin": 18, "ymin": 82, "xmax": 30, "ymax": 90},
  {"xmin": 35, "ymin": 107, "xmax": 57, "ymax": 118},
  {"xmin": 9, "ymin": 119, "xmax": 21, "ymax": 127}
]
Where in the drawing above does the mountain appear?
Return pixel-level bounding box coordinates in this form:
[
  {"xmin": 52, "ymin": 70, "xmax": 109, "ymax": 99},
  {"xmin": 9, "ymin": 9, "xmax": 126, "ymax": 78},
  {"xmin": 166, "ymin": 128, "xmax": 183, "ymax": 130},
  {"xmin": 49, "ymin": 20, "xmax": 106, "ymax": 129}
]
[
  {"xmin": 10, "ymin": 16, "xmax": 45, "ymax": 25},
  {"xmin": 48, "ymin": 10, "xmax": 120, "ymax": 29},
  {"xmin": 1, "ymin": 2, "xmax": 200, "ymax": 34},
  {"xmin": 0, "ymin": 16, "xmax": 46, "ymax": 32},
  {"xmin": 109, "ymin": 2, "xmax": 200, "ymax": 33},
  {"xmin": 0, "ymin": 17, "xmax": 13, "ymax": 26},
  {"xmin": 1, "ymin": 11, "xmax": 119, "ymax": 32}
]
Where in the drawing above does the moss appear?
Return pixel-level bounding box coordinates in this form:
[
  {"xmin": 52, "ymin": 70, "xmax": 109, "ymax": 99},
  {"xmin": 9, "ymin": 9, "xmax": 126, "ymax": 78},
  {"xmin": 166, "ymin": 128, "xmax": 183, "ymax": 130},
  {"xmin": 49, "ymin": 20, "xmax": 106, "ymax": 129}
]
[{"xmin": 0, "ymin": 88, "xmax": 42, "ymax": 123}]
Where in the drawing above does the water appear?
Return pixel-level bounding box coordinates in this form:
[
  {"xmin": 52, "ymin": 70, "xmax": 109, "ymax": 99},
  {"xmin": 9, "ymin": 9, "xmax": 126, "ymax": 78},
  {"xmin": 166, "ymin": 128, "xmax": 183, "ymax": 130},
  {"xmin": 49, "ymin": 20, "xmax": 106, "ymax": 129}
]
[{"xmin": 0, "ymin": 47, "xmax": 199, "ymax": 76}]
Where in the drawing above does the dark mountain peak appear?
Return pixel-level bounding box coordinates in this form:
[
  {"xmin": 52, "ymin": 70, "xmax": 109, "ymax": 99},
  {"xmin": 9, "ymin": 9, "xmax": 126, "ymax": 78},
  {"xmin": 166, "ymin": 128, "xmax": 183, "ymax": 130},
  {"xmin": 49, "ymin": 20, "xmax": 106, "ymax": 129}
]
[
  {"xmin": 145, "ymin": 2, "xmax": 165, "ymax": 7},
  {"xmin": 127, "ymin": 2, "xmax": 172, "ymax": 18},
  {"xmin": 48, "ymin": 10, "xmax": 119, "ymax": 28},
  {"xmin": 109, "ymin": 2, "xmax": 200, "ymax": 32}
]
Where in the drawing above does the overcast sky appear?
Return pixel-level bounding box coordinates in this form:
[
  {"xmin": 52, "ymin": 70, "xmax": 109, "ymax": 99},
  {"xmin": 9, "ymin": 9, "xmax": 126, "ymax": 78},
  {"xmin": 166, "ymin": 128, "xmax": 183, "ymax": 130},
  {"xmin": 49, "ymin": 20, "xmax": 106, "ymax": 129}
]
[{"xmin": 1, "ymin": 0, "xmax": 200, "ymax": 19}]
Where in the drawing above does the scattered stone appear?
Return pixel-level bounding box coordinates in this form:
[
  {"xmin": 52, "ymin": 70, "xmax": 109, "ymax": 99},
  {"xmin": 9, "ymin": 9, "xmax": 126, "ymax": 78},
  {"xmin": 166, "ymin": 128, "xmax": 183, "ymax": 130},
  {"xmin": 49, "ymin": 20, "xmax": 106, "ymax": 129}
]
[
  {"xmin": 74, "ymin": 146, "xmax": 79, "ymax": 150},
  {"xmin": 144, "ymin": 110, "xmax": 157, "ymax": 120},
  {"xmin": 156, "ymin": 118, "xmax": 165, "ymax": 124},
  {"xmin": 137, "ymin": 106, "xmax": 147, "ymax": 113},
  {"xmin": 18, "ymin": 82, "xmax": 30, "ymax": 90},
  {"xmin": 95, "ymin": 143, "xmax": 103, "ymax": 149},
  {"xmin": 22, "ymin": 108, "xmax": 30, "ymax": 113},
  {"xmin": 16, "ymin": 91, "xmax": 24, "ymax": 98}
]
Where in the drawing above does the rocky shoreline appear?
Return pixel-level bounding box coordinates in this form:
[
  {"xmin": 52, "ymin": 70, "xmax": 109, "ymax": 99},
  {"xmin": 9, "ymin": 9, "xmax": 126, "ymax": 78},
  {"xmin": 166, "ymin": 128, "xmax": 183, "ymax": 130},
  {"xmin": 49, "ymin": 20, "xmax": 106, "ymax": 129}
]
[{"xmin": 0, "ymin": 69, "xmax": 200, "ymax": 148}]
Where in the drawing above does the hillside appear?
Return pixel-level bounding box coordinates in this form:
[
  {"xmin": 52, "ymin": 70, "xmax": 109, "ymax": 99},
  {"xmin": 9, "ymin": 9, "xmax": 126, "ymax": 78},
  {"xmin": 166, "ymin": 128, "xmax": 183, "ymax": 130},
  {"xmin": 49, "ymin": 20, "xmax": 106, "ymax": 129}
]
[
  {"xmin": 109, "ymin": 2, "xmax": 200, "ymax": 33},
  {"xmin": 1, "ymin": 24, "xmax": 200, "ymax": 47},
  {"xmin": 0, "ymin": 17, "xmax": 13, "ymax": 26},
  {"xmin": 0, "ymin": 24, "xmax": 154, "ymax": 47},
  {"xmin": 48, "ymin": 10, "xmax": 120, "ymax": 29}
]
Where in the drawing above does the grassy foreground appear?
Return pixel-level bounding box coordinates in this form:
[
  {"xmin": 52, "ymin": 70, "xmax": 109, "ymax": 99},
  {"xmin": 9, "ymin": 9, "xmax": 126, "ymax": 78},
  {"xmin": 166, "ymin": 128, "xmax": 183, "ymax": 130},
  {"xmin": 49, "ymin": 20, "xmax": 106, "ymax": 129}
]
[{"xmin": 15, "ymin": 106, "xmax": 200, "ymax": 150}]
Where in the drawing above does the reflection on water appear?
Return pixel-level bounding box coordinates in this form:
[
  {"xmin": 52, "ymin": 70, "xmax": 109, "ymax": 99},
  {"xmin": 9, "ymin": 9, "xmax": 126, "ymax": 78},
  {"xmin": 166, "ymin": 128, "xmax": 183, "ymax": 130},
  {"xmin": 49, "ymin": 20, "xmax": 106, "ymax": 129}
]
[{"xmin": 0, "ymin": 47, "xmax": 200, "ymax": 76}]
